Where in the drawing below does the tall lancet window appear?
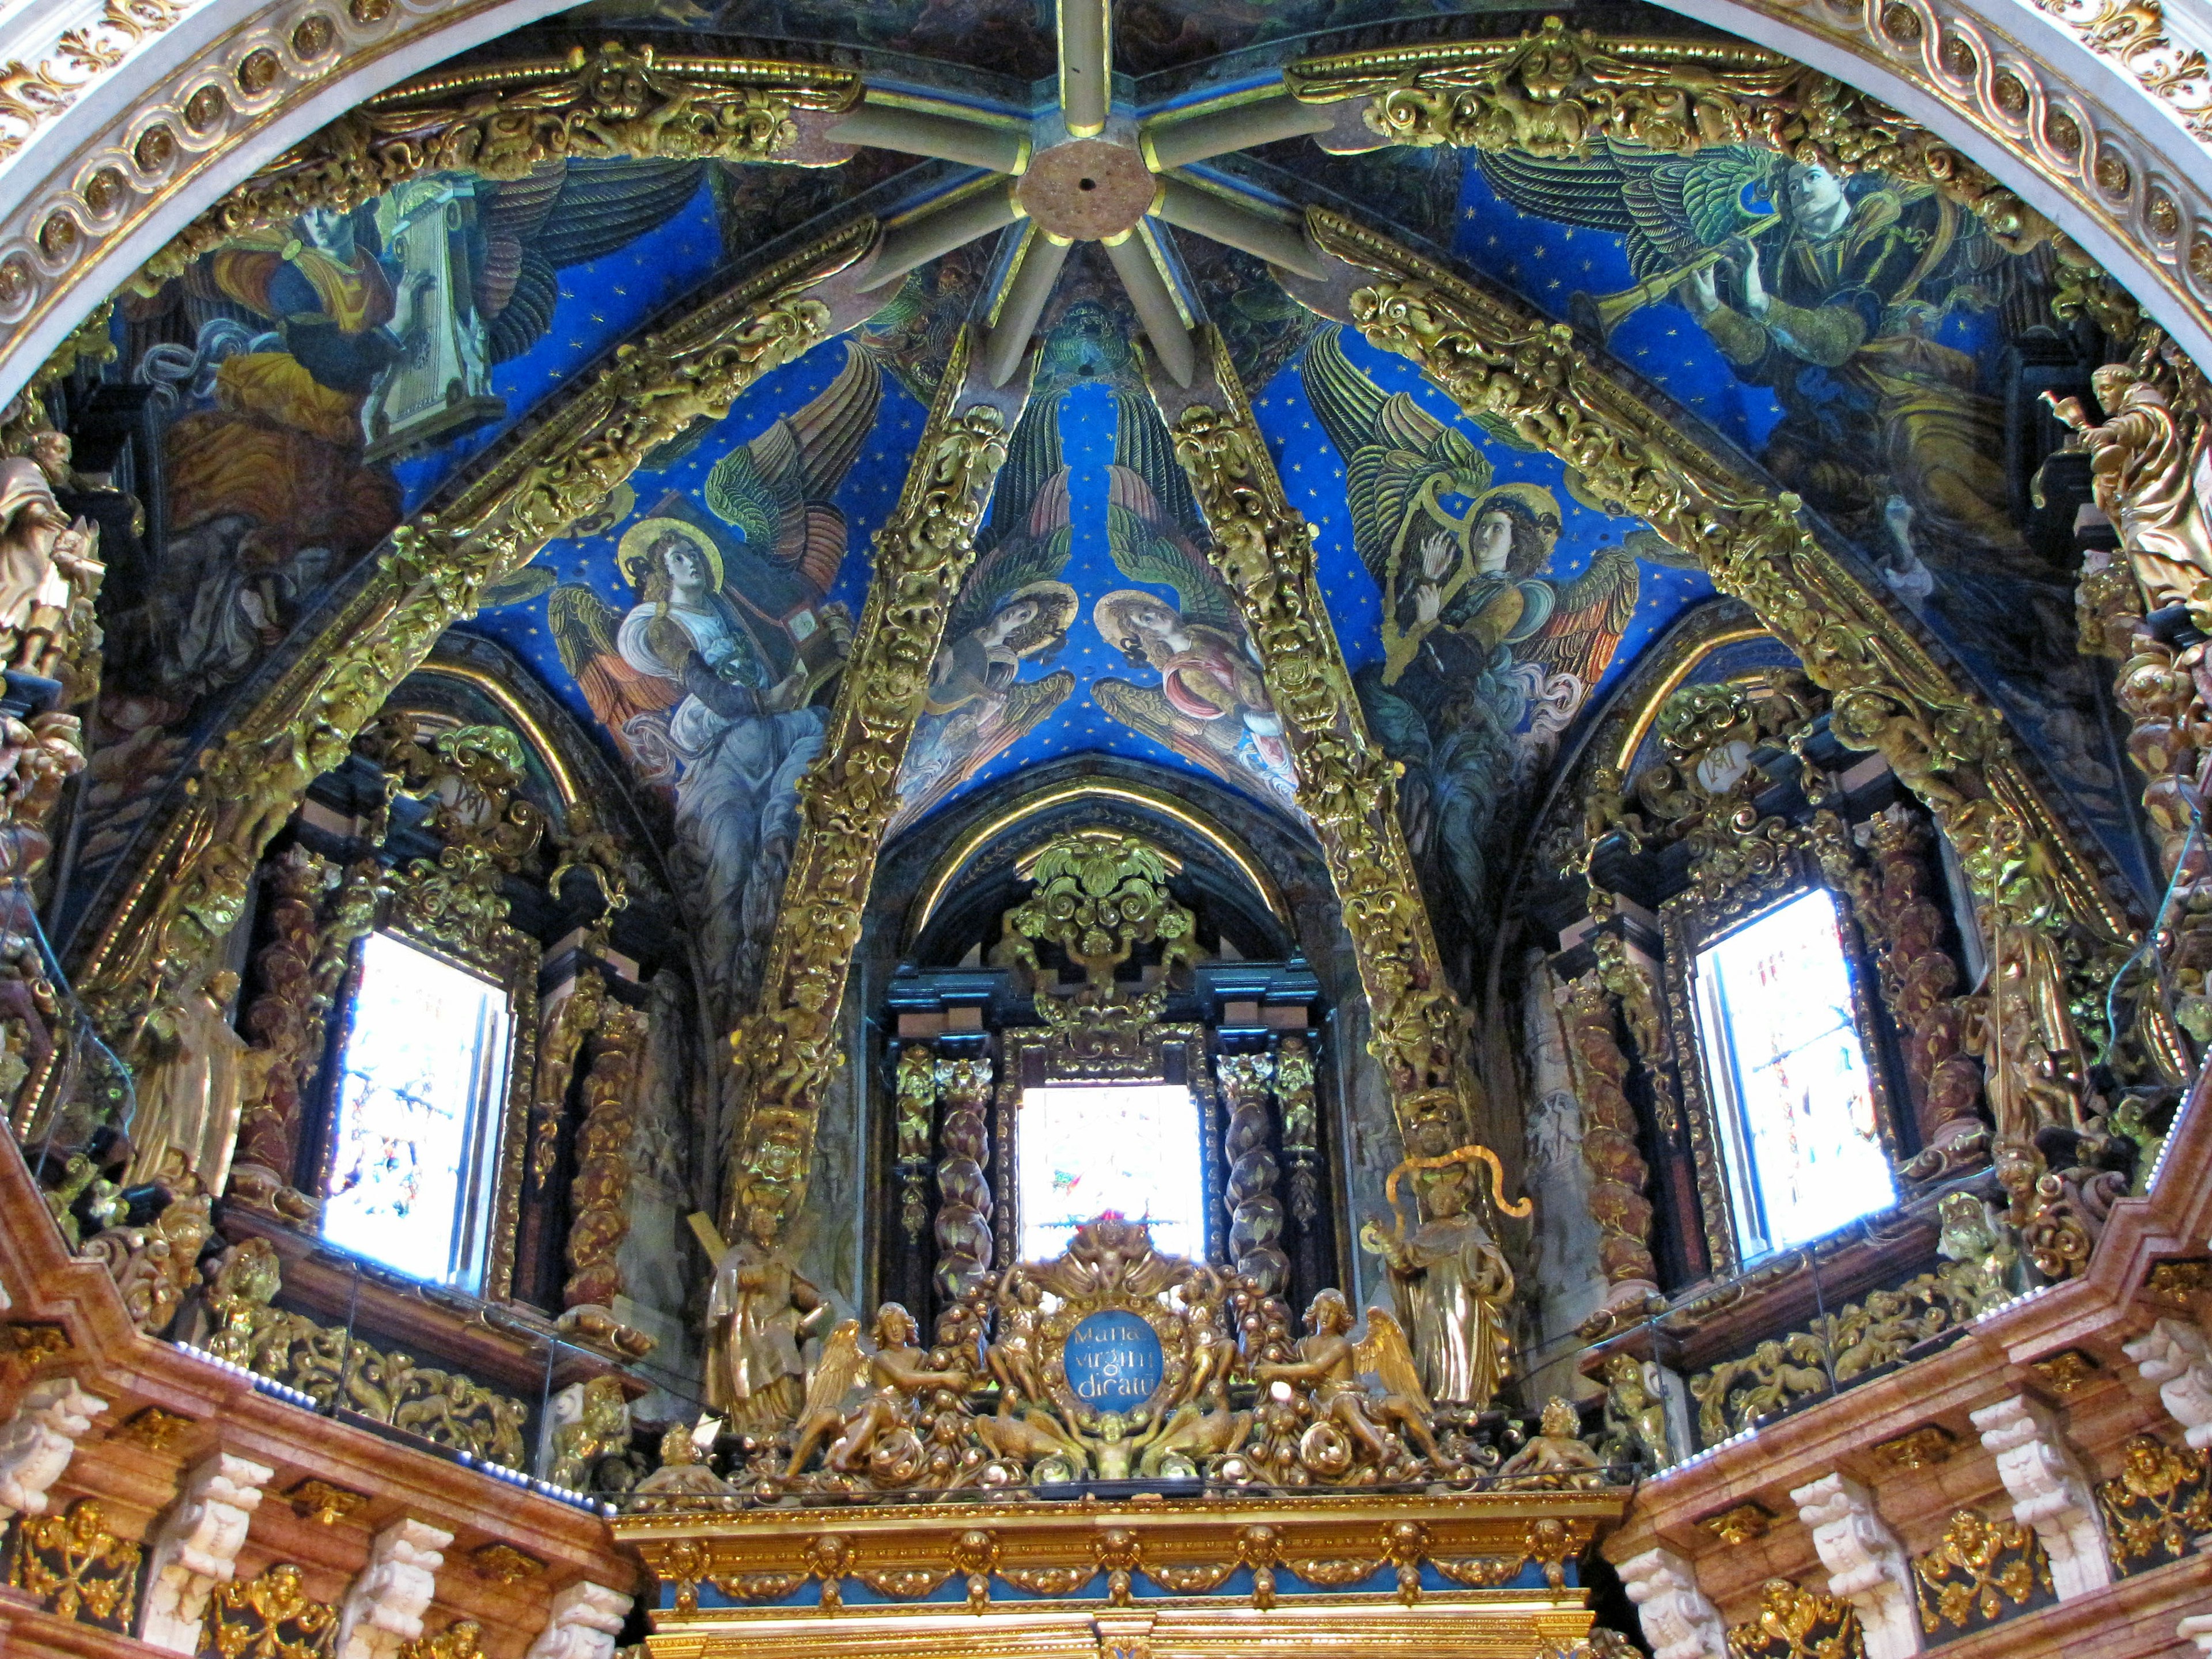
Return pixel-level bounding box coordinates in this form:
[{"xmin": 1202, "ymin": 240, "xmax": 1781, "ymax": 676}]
[
  {"xmin": 1691, "ymin": 887, "xmax": 1896, "ymax": 1260},
  {"xmin": 1015, "ymin": 1082, "xmax": 1207, "ymax": 1263},
  {"xmin": 321, "ymin": 931, "xmax": 513, "ymax": 1288}
]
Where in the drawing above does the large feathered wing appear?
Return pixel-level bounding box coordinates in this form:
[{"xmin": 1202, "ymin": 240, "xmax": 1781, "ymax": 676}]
[
  {"xmin": 703, "ymin": 344, "xmax": 884, "ymax": 596},
  {"xmin": 1093, "ymin": 677, "xmax": 1258, "ymax": 790},
  {"xmin": 1105, "ymin": 466, "xmax": 1239, "ymax": 634},
  {"xmin": 1303, "ymin": 330, "xmax": 1495, "ymax": 586},
  {"xmin": 947, "ymin": 399, "xmax": 1074, "ymax": 643},
  {"xmin": 1523, "ymin": 542, "xmax": 1639, "ymax": 691},
  {"xmin": 800, "ymin": 1319, "xmax": 868, "ymax": 1421},
  {"xmin": 547, "ymin": 584, "xmax": 681, "ymax": 766},
  {"xmin": 1475, "ymin": 142, "xmax": 1778, "ymax": 281},
  {"xmin": 1354, "ymin": 1308, "xmax": 1431, "ymax": 1418}
]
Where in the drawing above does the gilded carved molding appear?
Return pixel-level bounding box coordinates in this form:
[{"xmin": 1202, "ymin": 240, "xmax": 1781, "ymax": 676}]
[
  {"xmin": 136, "ymin": 44, "xmax": 862, "ymax": 287},
  {"xmin": 728, "ymin": 325, "xmax": 1022, "ymax": 1226},
  {"xmin": 71, "ymin": 218, "xmax": 874, "ymax": 1049},
  {"xmin": 1560, "ymin": 971, "xmax": 1658, "ymax": 1292},
  {"xmin": 1147, "ymin": 325, "xmax": 1479, "ymax": 1166},
  {"xmin": 563, "ymin": 1002, "xmax": 649, "ymax": 1321},
  {"xmin": 1292, "ymin": 208, "xmax": 2134, "ymax": 1245}
]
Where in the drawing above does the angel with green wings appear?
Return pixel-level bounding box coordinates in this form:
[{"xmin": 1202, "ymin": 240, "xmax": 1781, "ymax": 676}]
[
  {"xmin": 1476, "ymin": 141, "xmax": 2020, "ymax": 559},
  {"xmin": 891, "ymin": 400, "xmax": 1078, "ymax": 835},
  {"xmin": 1090, "ymin": 395, "xmax": 1300, "ymax": 811},
  {"xmin": 544, "ymin": 343, "xmax": 880, "ymax": 1005},
  {"xmin": 1304, "ymin": 328, "xmax": 1649, "ymax": 936}
]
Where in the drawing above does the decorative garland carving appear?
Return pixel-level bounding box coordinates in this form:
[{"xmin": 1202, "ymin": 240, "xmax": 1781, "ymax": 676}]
[
  {"xmin": 893, "ymin": 1044, "xmax": 937, "ymax": 1243},
  {"xmin": 933, "ymin": 1055, "xmax": 994, "ymax": 1301},
  {"xmin": 204, "ymin": 1240, "xmax": 528, "ymax": 1464},
  {"xmin": 1152, "ymin": 325, "xmax": 1476, "ymax": 1165},
  {"xmin": 1273, "ymin": 1033, "xmax": 1321, "ymax": 1229},
  {"xmin": 1725, "ymin": 1578, "xmax": 1863, "ymax": 1659},
  {"xmin": 1310, "ymin": 209, "xmax": 2131, "ymax": 1267},
  {"xmin": 1217, "ymin": 1053, "xmax": 1286, "ymax": 1294},
  {"xmin": 1287, "ymin": 18, "xmax": 2052, "ymax": 251},
  {"xmin": 1910, "ymin": 1509, "xmax": 2052, "ymax": 1635},
  {"xmin": 1687, "ymin": 1257, "xmax": 2008, "ymax": 1446},
  {"xmin": 204, "ymin": 1562, "xmax": 340, "ymax": 1659},
  {"xmin": 562, "ymin": 1001, "xmax": 649, "ymax": 1323},
  {"xmin": 1559, "ymin": 972, "xmax": 1657, "ymax": 1290},
  {"xmin": 2096, "ymin": 1432, "xmax": 2212, "ymax": 1571},
  {"xmin": 729, "ymin": 325, "xmax": 1016, "ymax": 1225},
  {"xmin": 72, "ymin": 221, "xmax": 871, "ymax": 1063},
  {"xmin": 9, "ymin": 1497, "xmax": 141, "ymax": 1627},
  {"xmin": 139, "ymin": 45, "xmax": 864, "ymax": 289}
]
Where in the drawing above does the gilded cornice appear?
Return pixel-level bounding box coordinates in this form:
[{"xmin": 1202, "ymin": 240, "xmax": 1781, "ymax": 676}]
[
  {"xmin": 135, "ymin": 44, "xmax": 862, "ymax": 287},
  {"xmin": 729, "ymin": 325, "xmax": 1024, "ymax": 1226},
  {"xmin": 71, "ymin": 215, "xmax": 877, "ymax": 1041},
  {"xmin": 0, "ymin": 0, "xmax": 192, "ymax": 169},
  {"xmin": 1147, "ymin": 326, "xmax": 1479, "ymax": 1163}
]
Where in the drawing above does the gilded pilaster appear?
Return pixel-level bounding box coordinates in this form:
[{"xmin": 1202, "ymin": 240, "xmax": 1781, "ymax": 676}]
[
  {"xmin": 728, "ymin": 326, "xmax": 1025, "ymax": 1226},
  {"xmin": 1144, "ymin": 325, "xmax": 1478, "ymax": 1168}
]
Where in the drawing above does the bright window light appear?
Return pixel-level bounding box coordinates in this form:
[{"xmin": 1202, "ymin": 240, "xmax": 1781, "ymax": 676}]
[
  {"xmin": 1693, "ymin": 888, "xmax": 1895, "ymax": 1259},
  {"xmin": 322, "ymin": 931, "xmax": 512, "ymax": 1287},
  {"xmin": 1017, "ymin": 1083, "xmax": 1206, "ymax": 1262}
]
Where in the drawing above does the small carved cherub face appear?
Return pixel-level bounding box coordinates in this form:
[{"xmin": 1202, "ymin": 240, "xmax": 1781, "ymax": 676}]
[{"xmin": 1539, "ymin": 1397, "xmax": 1580, "ymax": 1438}]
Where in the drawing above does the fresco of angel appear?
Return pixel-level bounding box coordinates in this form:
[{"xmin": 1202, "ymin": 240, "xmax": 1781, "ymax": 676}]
[
  {"xmin": 1475, "ymin": 142, "xmax": 2018, "ymax": 565},
  {"xmin": 1091, "ymin": 396, "xmax": 1300, "ymax": 811},
  {"xmin": 1304, "ymin": 328, "xmax": 1644, "ymax": 934},
  {"xmin": 548, "ymin": 344, "xmax": 880, "ymax": 1007},
  {"xmin": 891, "ymin": 402, "xmax": 1078, "ymax": 835}
]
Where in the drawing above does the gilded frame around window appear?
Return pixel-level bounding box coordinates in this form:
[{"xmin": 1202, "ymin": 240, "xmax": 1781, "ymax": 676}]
[
  {"xmin": 312, "ymin": 899, "xmax": 540, "ymax": 1301},
  {"xmin": 1658, "ymin": 855, "xmax": 1906, "ymax": 1278},
  {"xmin": 992, "ymin": 1023, "xmax": 1225, "ymax": 1271}
]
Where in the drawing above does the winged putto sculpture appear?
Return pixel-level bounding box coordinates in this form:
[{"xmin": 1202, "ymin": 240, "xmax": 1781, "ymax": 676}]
[{"xmin": 653, "ymin": 1216, "xmax": 1551, "ymax": 1503}]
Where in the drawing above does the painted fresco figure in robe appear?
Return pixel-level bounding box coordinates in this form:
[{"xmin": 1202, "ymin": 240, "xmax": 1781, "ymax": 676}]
[
  {"xmin": 1304, "ymin": 329, "xmax": 1641, "ymax": 941},
  {"xmin": 892, "ymin": 399, "xmax": 1077, "ymax": 833},
  {"xmin": 551, "ymin": 346, "xmax": 881, "ymax": 1010},
  {"xmin": 1479, "ymin": 146, "xmax": 2017, "ymax": 560},
  {"xmin": 1092, "ymin": 395, "xmax": 1300, "ymax": 810}
]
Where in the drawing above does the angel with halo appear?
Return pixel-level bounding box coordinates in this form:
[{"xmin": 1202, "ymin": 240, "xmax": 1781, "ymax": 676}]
[
  {"xmin": 891, "ymin": 401, "xmax": 1077, "ymax": 833},
  {"xmin": 547, "ymin": 345, "xmax": 878, "ymax": 1002},
  {"xmin": 1090, "ymin": 395, "xmax": 1297, "ymax": 810},
  {"xmin": 1255, "ymin": 1289, "xmax": 1451, "ymax": 1468}
]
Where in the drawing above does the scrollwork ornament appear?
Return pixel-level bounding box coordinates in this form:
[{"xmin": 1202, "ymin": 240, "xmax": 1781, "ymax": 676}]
[
  {"xmin": 730, "ymin": 327, "xmax": 1016, "ymax": 1224},
  {"xmin": 1154, "ymin": 326, "xmax": 1476, "ymax": 1158}
]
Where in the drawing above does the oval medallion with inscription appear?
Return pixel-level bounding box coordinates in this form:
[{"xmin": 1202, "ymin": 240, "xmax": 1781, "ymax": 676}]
[{"xmin": 1063, "ymin": 1310, "xmax": 1164, "ymax": 1410}]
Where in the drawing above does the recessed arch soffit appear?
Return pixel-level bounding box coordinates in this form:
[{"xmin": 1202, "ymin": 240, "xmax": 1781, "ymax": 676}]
[{"xmin": 77, "ymin": 10, "xmax": 2146, "ymax": 1047}]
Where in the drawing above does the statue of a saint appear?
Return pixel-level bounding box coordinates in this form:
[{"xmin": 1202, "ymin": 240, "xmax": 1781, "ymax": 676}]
[
  {"xmin": 123, "ymin": 970, "xmax": 269, "ymax": 1195},
  {"xmin": 1359, "ymin": 1146, "xmax": 1522, "ymax": 1411},
  {"xmin": 0, "ymin": 451, "xmax": 99, "ymax": 679},
  {"xmin": 704, "ymin": 1203, "xmax": 825, "ymax": 1434},
  {"xmin": 2048, "ymin": 356, "xmax": 2212, "ymax": 614}
]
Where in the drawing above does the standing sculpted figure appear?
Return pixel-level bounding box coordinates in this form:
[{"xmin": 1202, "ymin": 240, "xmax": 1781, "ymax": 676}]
[
  {"xmin": 704, "ymin": 1204, "xmax": 825, "ymax": 1434},
  {"xmin": 0, "ymin": 448, "xmax": 99, "ymax": 681},
  {"xmin": 2048, "ymin": 353, "xmax": 2212, "ymax": 613},
  {"xmin": 1360, "ymin": 1147, "xmax": 1524, "ymax": 1410}
]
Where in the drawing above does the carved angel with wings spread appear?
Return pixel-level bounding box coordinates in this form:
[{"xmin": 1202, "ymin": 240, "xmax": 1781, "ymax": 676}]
[
  {"xmin": 891, "ymin": 399, "xmax": 1077, "ymax": 836},
  {"xmin": 1091, "ymin": 395, "xmax": 1300, "ymax": 812},
  {"xmin": 546, "ymin": 343, "xmax": 881, "ymax": 1005},
  {"xmin": 1304, "ymin": 328, "xmax": 1643, "ymax": 932}
]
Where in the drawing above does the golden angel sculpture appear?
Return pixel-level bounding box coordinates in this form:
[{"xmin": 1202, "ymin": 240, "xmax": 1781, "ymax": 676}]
[{"xmin": 1360, "ymin": 1146, "xmax": 1528, "ymax": 1412}]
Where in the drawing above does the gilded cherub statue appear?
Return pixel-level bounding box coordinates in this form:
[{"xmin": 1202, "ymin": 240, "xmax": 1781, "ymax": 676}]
[
  {"xmin": 1496, "ymin": 1397, "xmax": 1608, "ymax": 1488},
  {"xmin": 1255, "ymin": 1290, "xmax": 1449, "ymax": 1471}
]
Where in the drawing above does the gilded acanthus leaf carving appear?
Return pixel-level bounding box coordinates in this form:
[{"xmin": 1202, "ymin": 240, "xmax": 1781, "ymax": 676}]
[
  {"xmin": 1286, "ymin": 17, "xmax": 2052, "ymax": 253},
  {"xmin": 75, "ymin": 221, "xmax": 874, "ymax": 1052},
  {"xmin": 139, "ymin": 45, "xmax": 862, "ymax": 287},
  {"xmin": 1151, "ymin": 325, "xmax": 1476, "ymax": 1162},
  {"xmin": 730, "ymin": 326, "xmax": 1021, "ymax": 1224}
]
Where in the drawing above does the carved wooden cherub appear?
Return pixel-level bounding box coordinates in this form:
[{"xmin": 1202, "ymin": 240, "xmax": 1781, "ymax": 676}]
[
  {"xmin": 823, "ymin": 1304, "xmax": 965, "ymax": 1477},
  {"xmin": 1496, "ymin": 1397, "xmax": 1608, "ymax": 1488},
  {"xmin": 1254, "ymin": 1290, "xmax": 1447, "ymax": 1471}
]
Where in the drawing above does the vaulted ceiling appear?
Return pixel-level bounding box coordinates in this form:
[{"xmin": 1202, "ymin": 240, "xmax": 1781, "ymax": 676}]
[{"xmin": 83, "ymin": 0, "xmax": 2145, "ymax": 1017}]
